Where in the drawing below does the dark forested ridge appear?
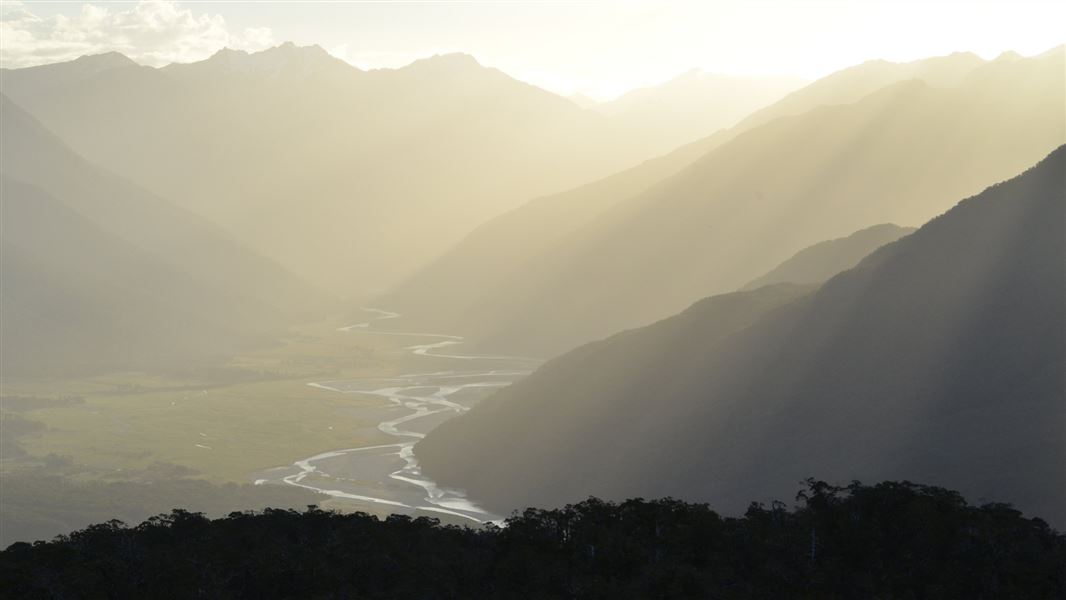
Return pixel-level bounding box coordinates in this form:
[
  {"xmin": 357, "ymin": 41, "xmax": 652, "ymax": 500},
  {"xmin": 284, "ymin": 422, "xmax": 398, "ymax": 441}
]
[
  {"xmin": 3, "ymin": 480, "xmax": 1063, "ymax": 599},
  {"xmin": 0, "ymin": 473, "xmax": 323, "ymax": 549}
]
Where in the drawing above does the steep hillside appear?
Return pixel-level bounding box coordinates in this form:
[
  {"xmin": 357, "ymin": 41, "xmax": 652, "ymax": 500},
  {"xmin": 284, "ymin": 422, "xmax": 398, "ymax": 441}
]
[
  {"xmin": 381, "ymin": 132, "xmax": 729, "ymax": 327},
  {"xmin": 736, "ymin": 50, "xmax": 986, "ymax": 130},
  {"xmin": 419, "ymin": 147, "xmax": 1066, "ymax": 526},
  {"xmin": 383, "ymin": 51, "xmax": 1007, "ymax": 336},
  {"xmin": 1, "ymin": 178, "xmax": 237, "ymax": 373},
  {"xmin": 594, "ymin": 70, "xmax": 805, "ymax": 155},
  {"xmin": 742, "ymin": 223, "xmax": 915, "ymax": 289},
  {"xmin": 0, "ymin": 97, "xmax": 316, "ymax": 375},
  {"xmin": 394, "ymin": 48, "xmax": 1064, "ymax": 355}
]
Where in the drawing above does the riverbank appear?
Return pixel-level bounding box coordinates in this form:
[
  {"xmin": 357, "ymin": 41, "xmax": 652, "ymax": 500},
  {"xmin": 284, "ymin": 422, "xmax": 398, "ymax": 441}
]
[
  {"xmin": 1, "ymin": 316, "xmax": 468, "ymax": 483},
  {"xmin": 1, "ymin": 309, "xmax": 540, "ymax": 534},
  {"xmin": 258, "ymin": 309, "xmax": 540, "ymax": 523}
]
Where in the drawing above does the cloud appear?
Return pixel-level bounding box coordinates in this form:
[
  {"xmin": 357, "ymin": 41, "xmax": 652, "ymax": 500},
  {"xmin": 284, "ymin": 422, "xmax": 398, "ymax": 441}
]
[{"xmin": 0, "ymin": 0, "xmax": 275, "ymax": 68}]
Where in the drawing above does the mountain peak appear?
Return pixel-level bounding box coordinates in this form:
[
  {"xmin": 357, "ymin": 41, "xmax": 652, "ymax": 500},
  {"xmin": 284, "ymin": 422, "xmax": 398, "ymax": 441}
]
[
  {"xmin": 207, "ymin": 42, "xmax": 330, "ymax": 60},
  {"xmin": 265, "ymin": 41, "xmax": 330, "ymax": 57},
  {"xmin": 994, "ymin": 50, "xmax": 1023, "ymax": 62},
  {"xmin": 393, "ymin": 53, "xmax": 490, "ymax": 81},
  {"xmin": 939, "ymin": 50, "xmax": 982, "ymax": 61},
  {"xmin": 437, "ymin": 52, "xmax": 480, "ymax": 64},
  {"xmin": 189, "ymin": 42, "xmax": 347, "ymax": 76},
  {"xmin": 408, "ymin": 52, "xmax": 482, "ymax": 70},
  {"xmin": 208, "ymin": 46, "xmax": 248, "ymax": 59},
  {"xmin": 68, "ymin": 51, "xmax": 137, "ymax": 74}
]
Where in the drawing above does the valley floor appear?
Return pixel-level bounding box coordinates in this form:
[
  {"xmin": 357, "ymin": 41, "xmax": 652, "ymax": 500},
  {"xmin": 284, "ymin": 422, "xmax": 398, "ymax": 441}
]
[{"xmin": 0, "ymin": 310, "xmax": 533, "ymax": 544}]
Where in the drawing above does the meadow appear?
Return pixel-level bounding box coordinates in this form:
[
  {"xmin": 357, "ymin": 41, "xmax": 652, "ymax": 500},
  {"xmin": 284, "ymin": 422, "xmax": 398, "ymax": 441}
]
[{"xmin": 2, "ymin": 319, "xmax": 456, "ymax": 484}]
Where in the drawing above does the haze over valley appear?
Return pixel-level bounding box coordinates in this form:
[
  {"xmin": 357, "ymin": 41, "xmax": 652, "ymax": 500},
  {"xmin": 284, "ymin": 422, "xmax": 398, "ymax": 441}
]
[{"xmin": 1, "ymin": 1, "xmax": 1064, "ymax": 596}]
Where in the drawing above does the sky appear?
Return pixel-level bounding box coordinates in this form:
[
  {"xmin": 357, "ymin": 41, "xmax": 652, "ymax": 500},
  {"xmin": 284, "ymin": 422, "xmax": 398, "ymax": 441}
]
[{"xmin": 1, "ymin": 0, "xmax": 1063, "ymax": 100}]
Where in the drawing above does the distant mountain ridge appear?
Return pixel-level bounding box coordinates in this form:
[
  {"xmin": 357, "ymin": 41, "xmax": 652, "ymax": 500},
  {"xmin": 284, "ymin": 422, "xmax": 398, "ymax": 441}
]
[
  {"xmin": 164, "ymin": 43, "xmax": 349, "ymax": 79},
  {"xmin": 2, "ymin": 43, "xmax": 754, "ymax": 295},
  {"xmin": 735, "ymin": 51, "xmax": 986, "ymax": 131},
  {"xmin": 418, "ymin": 147, "xmax": 1066, "ymax": 526},
  {"xmin": 385, "ymin": 46, "xmax": 1065, "ymax": 356},
  {"xmin": 589, "ymin": 69, "xmax": 805, "ymax": 156}
]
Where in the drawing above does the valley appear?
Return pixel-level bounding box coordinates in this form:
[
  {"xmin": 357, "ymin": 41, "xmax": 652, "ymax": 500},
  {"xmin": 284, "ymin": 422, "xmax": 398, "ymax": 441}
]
[
  {"xmin": 1, "ymin": 309, "xmax": 538, "ymax": 533},
  {"xmin": 1, "ymin": 4, "xmax": 1063, "ymax": 594},
  {"xmin": 258, "ymin": 309, "xmax": 539, "ymax": 523}
]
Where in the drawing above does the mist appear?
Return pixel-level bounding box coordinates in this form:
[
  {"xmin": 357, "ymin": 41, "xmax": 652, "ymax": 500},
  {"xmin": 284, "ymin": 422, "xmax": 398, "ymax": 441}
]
[{"xmin": 1, "ymin": 2, "xmax": 1063, "ymax": 596}]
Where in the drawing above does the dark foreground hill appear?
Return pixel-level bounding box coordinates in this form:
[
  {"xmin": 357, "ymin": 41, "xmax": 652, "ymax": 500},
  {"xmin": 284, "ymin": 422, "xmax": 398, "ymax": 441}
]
[
  {"xmin": 3, "ymin": 480, "xmax": 1063, "ymax": 599},
  {"xmin": 418, "ymin": 146, "xmax": 1066, "ymax": 526}
]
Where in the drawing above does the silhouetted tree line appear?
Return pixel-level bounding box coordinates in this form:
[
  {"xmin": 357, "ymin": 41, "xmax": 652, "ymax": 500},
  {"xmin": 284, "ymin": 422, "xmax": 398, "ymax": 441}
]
[{"xmin": 2, "ymin": 480, "xmax": 1063, "ymax": 599}]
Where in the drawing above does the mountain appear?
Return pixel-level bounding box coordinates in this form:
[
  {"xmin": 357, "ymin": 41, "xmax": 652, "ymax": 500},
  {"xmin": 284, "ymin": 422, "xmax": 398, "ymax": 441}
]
[
  {"xmin": 567, "ymin": 92, "xmax": 601, "ymax": 109},
  {"xmin": 380, "ymin": 51, "xmax": 997, "ymax": 332},
  {"xmin": 594, "ymin": 70, "xmax": 805, "ymax": 155},
  {"xmin": 0, "ymin": 96, "xmax": 316, "ymax": 376},
  {"xmin": 386, "ymin": 47, "xmax": 1064, "ymax": 356},
  {"xmin": 2, "ymin": 45, "xmax": 669, "ymax": 294},
  {"xmin": 162, "ymin": 42, "xmax": 351, "ymax": 80},
  {"xmin": 418, "ymin": 147, "xmax": 1066, "ymax": 526},
  {"xmin": 0, "ymin": 52, "xmax": 137, "ymax": 95},
  {"xmin": 583, "ymin": 50, "xmax": 983, "ymax": 157},
  {"xmin": 735, "ymin": 51, "xmax": 986, "ymax": 131},
  {"xmin": 1, "ymin": 177, "xmax": 237, "ymax": 374},
  {"xmin": 742, "ymin": 223, "xmax": 915, "ymax": 289},
  {"xmin": 379, "ymin": 132, "xmax": 729, "ymax": 331}
]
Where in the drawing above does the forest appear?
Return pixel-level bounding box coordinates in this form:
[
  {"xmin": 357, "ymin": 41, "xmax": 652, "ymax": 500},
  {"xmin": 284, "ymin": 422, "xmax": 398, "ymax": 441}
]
[{"xmin": 3, "ymin": 480, "xmax": 1063, "ymax": 598}]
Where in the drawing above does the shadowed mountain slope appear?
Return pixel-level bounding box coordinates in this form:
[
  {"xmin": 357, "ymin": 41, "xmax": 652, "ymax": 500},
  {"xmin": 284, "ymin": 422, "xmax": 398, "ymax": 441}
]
[
  {"xmin": 742, "ymin": 223, "xmax": 916, "ymax": 289},
  {"xmin": 418, "ymin": 147, "xmax": 1066, "ymax": 526},
  {"xmin": 0, "ymin": 96, "xmax": 316, "ymax": 375}
]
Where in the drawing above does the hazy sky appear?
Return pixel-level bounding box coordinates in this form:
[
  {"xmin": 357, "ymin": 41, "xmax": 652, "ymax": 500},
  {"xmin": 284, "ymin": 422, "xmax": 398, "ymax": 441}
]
[{"xmin": 2, "ymin": 0, "xmax": 1063, "ymax": 99}]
